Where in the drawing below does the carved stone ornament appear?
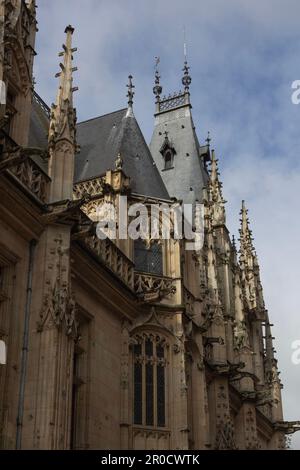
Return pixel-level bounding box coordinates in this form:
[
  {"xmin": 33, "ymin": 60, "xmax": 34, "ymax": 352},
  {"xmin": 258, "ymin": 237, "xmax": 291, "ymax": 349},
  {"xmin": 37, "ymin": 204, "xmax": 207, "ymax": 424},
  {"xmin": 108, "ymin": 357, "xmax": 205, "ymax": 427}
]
[
  {"xmin": 215, "ymin": 416, "xmax": 237, "ymax": 450},
  {"xmin": 38, "ymin": 279, "xmax": 78, "ymax": 340},
  {"xmin": 134, "ymin": 273, "xmax": 176, "ymax": 303}
]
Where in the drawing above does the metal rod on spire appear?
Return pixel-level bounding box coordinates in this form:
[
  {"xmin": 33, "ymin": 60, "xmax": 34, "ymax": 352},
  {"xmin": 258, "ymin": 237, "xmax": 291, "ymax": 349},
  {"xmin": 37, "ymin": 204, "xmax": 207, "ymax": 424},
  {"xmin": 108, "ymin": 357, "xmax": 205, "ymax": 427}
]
[
  {"xmin": 183, "ymin": 26, "xmax": 187, "ymax": 61},
  {"xmin": 182, "ymin": 28, "xmax": 191, "ymax": 94}
]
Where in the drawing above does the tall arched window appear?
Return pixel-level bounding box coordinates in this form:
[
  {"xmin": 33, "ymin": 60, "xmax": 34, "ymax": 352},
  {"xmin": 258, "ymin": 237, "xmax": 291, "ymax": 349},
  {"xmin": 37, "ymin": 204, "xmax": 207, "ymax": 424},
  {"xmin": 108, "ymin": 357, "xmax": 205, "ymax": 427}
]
[{"xmin": 133, "ymin": 334, "xmax": 167, "ymax": 428}]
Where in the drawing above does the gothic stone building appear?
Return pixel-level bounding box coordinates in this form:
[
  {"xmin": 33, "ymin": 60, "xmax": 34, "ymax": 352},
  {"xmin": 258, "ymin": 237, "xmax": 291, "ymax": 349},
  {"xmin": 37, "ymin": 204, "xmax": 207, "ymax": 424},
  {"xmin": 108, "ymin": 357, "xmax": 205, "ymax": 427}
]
[{"xmin": 0, "ymin": 0, "xmax": 299, "ymax": 450}]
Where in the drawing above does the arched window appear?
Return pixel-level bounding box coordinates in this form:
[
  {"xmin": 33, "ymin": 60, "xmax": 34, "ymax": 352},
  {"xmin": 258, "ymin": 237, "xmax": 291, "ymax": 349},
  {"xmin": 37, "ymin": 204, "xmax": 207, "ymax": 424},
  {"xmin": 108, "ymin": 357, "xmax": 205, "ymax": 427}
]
[
  {"xmin": 164, "ymin": 150, "xmax": 173, "ymax": 170},
  {"xmin": 134, "ymin": 239, "xmax": 163, "ymax": 276},
  {"xmin": 133, "ymin": 335, "xmax": 167, "ymax": 427},
  {"xmin": 159, "ymin": 132, "xmax": 176, "ymax": 171}
]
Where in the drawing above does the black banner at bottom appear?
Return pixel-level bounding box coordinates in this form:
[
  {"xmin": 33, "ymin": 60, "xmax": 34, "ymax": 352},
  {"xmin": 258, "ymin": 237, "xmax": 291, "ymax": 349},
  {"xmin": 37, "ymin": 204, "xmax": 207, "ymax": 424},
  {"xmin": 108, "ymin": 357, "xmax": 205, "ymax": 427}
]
[{"xmin": 0, "ymin": 450, "xmax": 298, "ymax": 466}]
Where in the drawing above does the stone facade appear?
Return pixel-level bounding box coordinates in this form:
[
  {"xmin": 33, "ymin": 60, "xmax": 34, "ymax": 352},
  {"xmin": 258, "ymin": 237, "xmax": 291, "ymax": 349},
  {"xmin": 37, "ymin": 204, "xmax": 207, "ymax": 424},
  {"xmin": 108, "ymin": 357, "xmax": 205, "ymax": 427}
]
[{"xmin": 0, "ymin": 0, "xmax": 299, "ymax": 450}]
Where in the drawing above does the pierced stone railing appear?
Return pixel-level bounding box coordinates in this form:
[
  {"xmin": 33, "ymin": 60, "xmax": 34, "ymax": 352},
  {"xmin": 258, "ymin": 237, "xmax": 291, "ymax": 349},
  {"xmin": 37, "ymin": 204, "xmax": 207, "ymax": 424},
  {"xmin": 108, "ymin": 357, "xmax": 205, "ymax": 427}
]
[
  {"xmin": 82, "ymin": 235, "xmax": 134, "ymax": 290},
  {"xmin": 9, "ymin": 156, "xmax": 50, "ymax": 202},
  {"xmin": 73, "ymin": 176, "xmax": 107, "ymax": 199},
  {"xmin": 134, "ymin": 272, "xmax": 176, "ymax": 302},
  {"xmin": 159, "ymin": 91, "xmax": 185, "ymax": 112}
]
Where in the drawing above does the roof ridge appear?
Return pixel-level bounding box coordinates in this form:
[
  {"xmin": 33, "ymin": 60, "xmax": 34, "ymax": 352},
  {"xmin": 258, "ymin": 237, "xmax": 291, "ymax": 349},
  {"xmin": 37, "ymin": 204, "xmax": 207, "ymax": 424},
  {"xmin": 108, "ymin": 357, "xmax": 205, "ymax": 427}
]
[{"xmin": 78, "ymin": 108, "xmax": 127, "ymax": 125}]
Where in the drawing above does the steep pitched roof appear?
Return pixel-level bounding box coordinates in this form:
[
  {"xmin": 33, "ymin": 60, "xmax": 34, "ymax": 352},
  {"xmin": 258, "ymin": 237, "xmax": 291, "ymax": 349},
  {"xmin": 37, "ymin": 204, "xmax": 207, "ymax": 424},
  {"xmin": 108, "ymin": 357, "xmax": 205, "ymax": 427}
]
[
  {"xmin": 27, "ymin": 93, "xmax": 49, "ymax": 172},
  {"xmin": 75, "ymin": 110, "xmax": 169, "ymax": 199},
  {"xmin": 28, "ymin": 93, "xmax": 169, "ymax": 200}
]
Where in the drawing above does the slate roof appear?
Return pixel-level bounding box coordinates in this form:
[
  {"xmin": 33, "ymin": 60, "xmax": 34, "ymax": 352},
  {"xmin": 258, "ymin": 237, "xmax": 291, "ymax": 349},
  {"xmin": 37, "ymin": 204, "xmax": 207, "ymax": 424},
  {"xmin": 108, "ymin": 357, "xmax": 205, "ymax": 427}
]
[
  {"xmin": 28, "ymin": 94, "xmax": 169, "ymax": 200},
  {"xmin": 28, "ymin": 93, "xmax": 49, "ymax": 147},
  {"xmin": 75, "ymin": 109, "xmax": 169, "ymax": 199},
  {"xmin": 149, "ymin": 106, "xmax": 209, "ymax": 205},
  {"xmin": 28, "ymin": 93, "xmax": 50, "ymax": 172}
]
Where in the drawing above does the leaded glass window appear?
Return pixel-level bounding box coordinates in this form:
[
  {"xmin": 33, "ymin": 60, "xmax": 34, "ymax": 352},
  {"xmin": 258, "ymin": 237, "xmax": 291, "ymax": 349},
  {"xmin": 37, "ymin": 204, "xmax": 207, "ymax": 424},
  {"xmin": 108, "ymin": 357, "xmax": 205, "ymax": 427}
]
[
  {"xmin": 133, "ymin": 335, "xmax": 167, "ymax": 428},
  {"xmin": 134, "ymin": 239, "xmax": 163, "ymax": 276}
]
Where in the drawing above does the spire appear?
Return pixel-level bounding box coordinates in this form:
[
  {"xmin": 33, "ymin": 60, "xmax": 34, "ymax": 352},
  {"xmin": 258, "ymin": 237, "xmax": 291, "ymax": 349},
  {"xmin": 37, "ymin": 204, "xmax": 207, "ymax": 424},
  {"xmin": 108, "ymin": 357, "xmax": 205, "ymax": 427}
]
[
  {"xmin": 182, "ymin": 60, "xmax": 192, "ymax": 93},
  {"xmin": 153, "ymin": 57, "xmax": 162, "ymax": 104},
  {"xmin": 209, "ymin": 151, "xmax": 226, "ymax": 203},
  {"xmin": 125, "ymin": 74, "xmax": 135, "ymax": 117},
  {"xmin": 208, "ymin": 150, "xmax": 226, "ymax": 225},
  {"xmin": 239, "ymin": 200, "xmax": 255, "ymax": 265},
  {"xmin": 48, "ymin": 25, "xmax": 78, "ymax": 149},
  {"xmin": 181, "ymin": 28, "xmax": 192, "ymax": 94},
  {"xmin": 206, "ymin": 131, "xmax": 211, "ymax": 148},
  {"xmin": 238, "ymin": 201, "xmax": 260, "ymax": 310}
]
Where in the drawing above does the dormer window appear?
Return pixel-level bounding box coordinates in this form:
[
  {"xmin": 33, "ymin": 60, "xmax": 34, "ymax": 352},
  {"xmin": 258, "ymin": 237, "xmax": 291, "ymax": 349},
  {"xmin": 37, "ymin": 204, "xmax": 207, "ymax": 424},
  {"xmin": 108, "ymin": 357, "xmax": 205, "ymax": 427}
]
[{"xmin": 159, "ymin": 131, "xmax": 176, "ymax": 171}]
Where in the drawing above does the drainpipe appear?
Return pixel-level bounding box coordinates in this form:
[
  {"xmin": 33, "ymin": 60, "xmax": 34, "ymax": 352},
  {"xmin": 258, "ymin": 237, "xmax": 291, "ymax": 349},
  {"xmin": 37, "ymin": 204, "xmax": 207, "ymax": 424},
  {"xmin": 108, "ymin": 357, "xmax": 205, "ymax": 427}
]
[{"xmin": 16, "ymin": 239, "xmax": 37, "ymax": 449}]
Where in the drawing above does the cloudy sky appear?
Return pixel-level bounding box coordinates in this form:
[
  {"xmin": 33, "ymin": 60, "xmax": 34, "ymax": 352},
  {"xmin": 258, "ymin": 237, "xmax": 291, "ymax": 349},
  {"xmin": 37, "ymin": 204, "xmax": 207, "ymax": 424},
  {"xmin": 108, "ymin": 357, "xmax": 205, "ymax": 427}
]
[{"xmin": 34, "ymin": 0, "xmax": 300, "ymax": 448}]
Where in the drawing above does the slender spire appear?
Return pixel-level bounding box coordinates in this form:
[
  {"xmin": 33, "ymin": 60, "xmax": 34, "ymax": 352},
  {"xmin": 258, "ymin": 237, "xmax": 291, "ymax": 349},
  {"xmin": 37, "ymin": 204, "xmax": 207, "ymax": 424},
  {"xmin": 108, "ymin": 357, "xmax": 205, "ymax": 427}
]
[
  {"xmin": 182, "ymin": 31, "xmax": 191, "ymax": 93},
  {"xmin": 209, "ymin": 150, "xmax": 225, "ymax": 202},
  {"xmin": 239, "ymin": 200, "xmax": 255, "ymax": 263},
  {"xmin": 206, "ymin": 131, "xmax": 211, "ymax": 148},
  {"xmin": 48, "ymin": 25, "xmax": 78, "ymax": 149},
  {"xmin": 182, "ymin": 60, "xmax": 191, "ymax": 93},
  {"xmin": 125, "ymin": 74, "xmax": 135, "ymax": 118},
  {"xmin": 238, "ymin": 200, "xmax": 261, "ymax": 311},
  {"xmin": 153, "ymin": 57, "xmax": 162, "ymax": 104},
  {"xmin": 208, "ymin": 150, "xmax": 226, "ymax": 225}
]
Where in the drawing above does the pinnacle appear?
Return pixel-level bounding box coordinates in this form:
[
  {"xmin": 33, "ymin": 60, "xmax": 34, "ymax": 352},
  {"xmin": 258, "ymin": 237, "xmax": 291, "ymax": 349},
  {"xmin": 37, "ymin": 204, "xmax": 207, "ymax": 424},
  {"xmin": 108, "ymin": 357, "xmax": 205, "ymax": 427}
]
[{"xmin": 48, "ymin": 26, "xmax": 78, "ymax": 147}]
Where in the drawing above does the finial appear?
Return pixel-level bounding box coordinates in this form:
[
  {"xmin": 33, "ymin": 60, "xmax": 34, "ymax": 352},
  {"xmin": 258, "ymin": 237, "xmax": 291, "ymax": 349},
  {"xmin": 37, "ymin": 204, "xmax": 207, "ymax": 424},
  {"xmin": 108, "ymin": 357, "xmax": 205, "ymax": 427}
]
[
  {"xmin": 182, "ymin": 61, "xmax": 191, "ymax": 92},
  {"xmin": 182, "ymin": 28, "xmax": 191, "ymax": 92},
  {"xmin": 126, "ymin": 75, "xmax": 135, "ymax": 108},
  {"xmin": 206, "ymin": 131, "xmax": 211, "ymax": 147},
  {"xmin": 115, "ymin": 152, "xmax": 123, "ymax": 171},
  {"xmin": 65, "ymin": 24, "xmax": 75, "ymax": 34},
  {"xmin": 164, "ymin": 130, "xmax": 169, "ymax": 139},
  {"xmin": 153, "ymin": 57, "xmax": 162, "ymax": 103},
  {"xmin": 239, "ymin": 200, "xmax": 255, "ymax": 259}
]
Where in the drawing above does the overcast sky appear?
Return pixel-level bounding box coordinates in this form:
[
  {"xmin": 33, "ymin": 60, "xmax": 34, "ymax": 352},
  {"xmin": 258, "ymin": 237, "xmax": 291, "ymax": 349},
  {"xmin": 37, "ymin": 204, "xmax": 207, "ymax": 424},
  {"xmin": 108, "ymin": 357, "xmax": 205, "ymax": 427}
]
[{"xmin": 34, "ymin": 0, "xmax": 300, "ymax": 448}]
